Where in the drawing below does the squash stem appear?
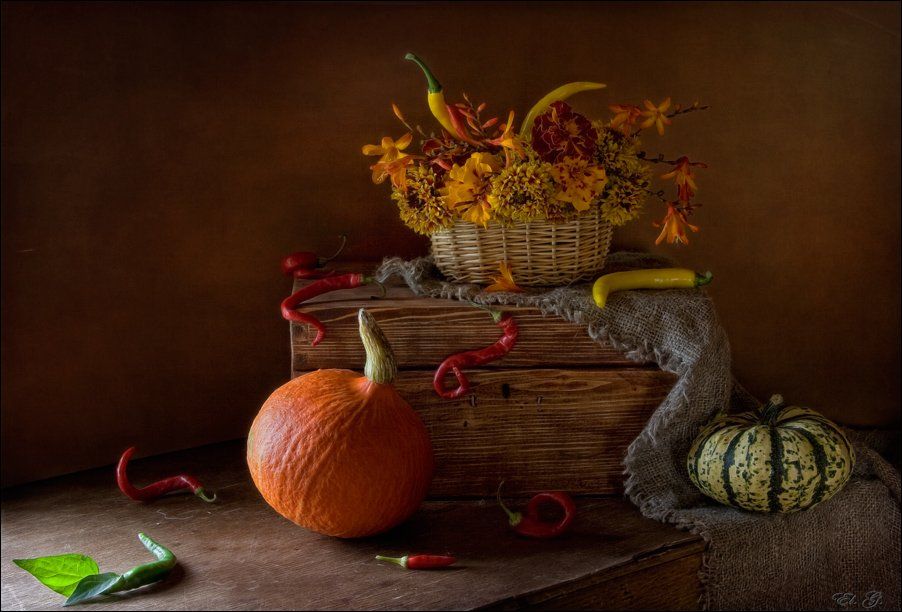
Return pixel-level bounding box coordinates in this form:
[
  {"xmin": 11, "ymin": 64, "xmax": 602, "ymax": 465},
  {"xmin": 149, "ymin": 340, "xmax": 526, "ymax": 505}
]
[
  {"xmin": 761, "ymin": 394, "xmax": 785, "ymax": 425},
  {"xmin": 358, "ymin": 309, "xmax": 398, "ymax": 385}
]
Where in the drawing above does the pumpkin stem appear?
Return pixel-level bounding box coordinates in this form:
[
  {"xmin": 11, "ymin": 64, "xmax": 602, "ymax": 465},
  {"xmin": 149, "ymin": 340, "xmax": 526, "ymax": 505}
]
[
  {"xmin": 761, "ymin": 394, "xmax": 785, "ymax": 425},
  {"xmin": 358, "ymin": 309, "xmax": 398, "ymax": 385}
]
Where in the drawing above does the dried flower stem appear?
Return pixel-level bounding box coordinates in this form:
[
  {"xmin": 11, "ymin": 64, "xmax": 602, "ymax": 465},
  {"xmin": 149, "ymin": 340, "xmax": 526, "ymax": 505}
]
[{"xmin": 636, "ymin": 152, "xmax": 685, "ymax": 165}]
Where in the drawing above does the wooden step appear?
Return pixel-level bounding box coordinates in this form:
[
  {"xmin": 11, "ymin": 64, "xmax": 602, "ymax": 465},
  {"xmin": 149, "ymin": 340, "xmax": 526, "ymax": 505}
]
[
  {"xmin": 291, "ymin": 286, "xmax": 641, "ymax": 371},
  {"xmin": 0, "ymin": 442, "xmax": 705, "ymax": 611},
  {"xmin": 288, "ymin": 271, "xmax": 674, "ymax": 498}
]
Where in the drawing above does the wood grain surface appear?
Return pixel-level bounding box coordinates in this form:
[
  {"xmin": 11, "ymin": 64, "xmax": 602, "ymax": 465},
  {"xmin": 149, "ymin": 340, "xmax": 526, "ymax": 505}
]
[
  {"xmin": 290, "ymin": 282, "xmax": 642, "ymax": 372},
  {"xmin": 394, "ymin": 368, "xmax": 675, "ymax": 497},
  {"xmin": 1, "ymin": 442, "xmax": 704, "ymax": 611}
]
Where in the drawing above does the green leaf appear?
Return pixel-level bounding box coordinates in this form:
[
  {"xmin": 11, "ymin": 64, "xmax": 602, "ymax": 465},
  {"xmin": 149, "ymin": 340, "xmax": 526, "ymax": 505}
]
[
  {"xmin": 12, "ymin": 554, "xmax": 100, "ymax": 597},
  {"xmin": 65, "ymin": 572, "xmax": 121, "ymax": 606}
]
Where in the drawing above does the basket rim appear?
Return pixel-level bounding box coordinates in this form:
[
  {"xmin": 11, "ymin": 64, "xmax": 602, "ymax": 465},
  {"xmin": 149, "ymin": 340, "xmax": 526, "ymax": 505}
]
[{"xmin": 430, "ymin": 209, "xmax": 610, "ymax": 237}]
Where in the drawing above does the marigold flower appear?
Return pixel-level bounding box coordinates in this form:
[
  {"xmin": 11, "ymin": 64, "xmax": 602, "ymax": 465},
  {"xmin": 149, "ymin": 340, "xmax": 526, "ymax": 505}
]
[
  {"xmin": 531, "ymin": 102, "xmax": 598, "ymax": 163},
  {"xmin": 485, "ymin": 261, "xmax": 524, "ymax": 293},
  {"xmin": 442, "ymin": 152, "xmax": 502, "ymax": 227},
  {"xmin": 487, "ymin": 159, "xmax": 557, "ymax": 223},
  {"xmin": 654, "ymin": 203, "xmax": 699, "ymax": 245},
  {"xmin": 661, "ymin": 156, "xmax": 707, "ymax": 201},
  {"xmin": 392, "ymin": 165, "xmax": 454, "ymax": 235},
  {"xmin": 609, "ymin": 104, "xmax": 642, "ymax": 134},
  {"xmin": 551, "ymin": 157, "xmax": 607, "ymax": 212},
  {"xmin": 639, "ymin": 98, "xmax": 673, "ymax": 136}
]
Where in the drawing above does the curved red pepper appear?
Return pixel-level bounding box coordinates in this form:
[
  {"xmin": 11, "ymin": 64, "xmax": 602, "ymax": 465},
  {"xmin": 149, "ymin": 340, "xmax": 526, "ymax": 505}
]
[
  {"xmin": 497, "ymin": 485, "xmax": 575, "ymax": 539},
  {"xmin": 281, "ymin": 273, "xmax": 383, "ymax": 346},
  {"xmin": 280, "ymin": 235, "xmax": 347, "ymax": 278},
  {"xmin": 116, "ymin": 447, "xmax": 216, "ymax": 503},
  {"xmin": 433, "ymin": 312, "xmax": 518, "ymax": 399}
]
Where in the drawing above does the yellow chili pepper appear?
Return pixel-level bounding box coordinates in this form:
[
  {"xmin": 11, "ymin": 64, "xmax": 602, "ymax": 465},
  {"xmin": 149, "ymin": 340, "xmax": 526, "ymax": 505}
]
[
  {"xmin": 592, "ymin": 268, "xmax": 713, "ymax": 309},
  {"xmin": 519, "ymin": 81, "xmax": 607, "ymax": 140},
  {"xmin": 404, "ymin": 52, "xmax": 457, "ymax": 136}
]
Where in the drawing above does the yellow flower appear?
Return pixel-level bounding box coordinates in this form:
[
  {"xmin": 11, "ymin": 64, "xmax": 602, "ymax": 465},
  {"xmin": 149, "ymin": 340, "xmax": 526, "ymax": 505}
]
[
  {"xmin": 442, "ymin": 152, "xmax": 501, "ymax": 227},
  {"xmin": 654, "ymin": 203, "xmax": 699, "ymax": 245},
  {"xmin": 485, "ymin": 261, "xmax": 524, "ymax": 293},
  {"xmin": 362, "ymin": 133, "xmax": 414, "ymax": 188},
  {"xmin": 639, "ymin": 98, "xmax": 673, "ymax": 136},
  {"xmin": 362, "ymin": 133, "xmax": 412, "ymax": 163},
  {"xmin": 550, "ymin": 158, "xmax": 607, "ymax": 212},
  {"xmin": 460, "ymin": 201, "xmax": 493, "ymax": 226}
]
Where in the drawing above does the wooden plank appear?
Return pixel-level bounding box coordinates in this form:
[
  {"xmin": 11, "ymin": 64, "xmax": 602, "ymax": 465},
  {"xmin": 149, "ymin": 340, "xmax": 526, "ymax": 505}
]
[
  {"xmin": 488, "ymin": 542, "xmax": 703, "ymax": 610},
  {"xmin": 493, "ymin": 546, "xmax": 703, "ymax": 610},
  {"xmin": 289, "ymin": 282, "xmax": 643, "ymax": 372},
  {"xmin": 1, "ymin": 441, "xmax": 704, "ymax": 611}
]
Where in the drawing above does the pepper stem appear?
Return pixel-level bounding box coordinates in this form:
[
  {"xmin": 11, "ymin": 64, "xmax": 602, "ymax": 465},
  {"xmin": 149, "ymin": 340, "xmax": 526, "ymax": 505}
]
[
  {"xmin": 194, "ymin": 488, "xmax": 217, "ymax": 503},
  {"xmin": 695, "ymin": 271, "xmax": 714, "ymax": 286},
  {"xmin": 496, "ymin": 481, "xmax": 522, "ymax": 527},
  {"xmin": 466, "ymin": 301, "xmax": 504, "ymax": 323},
  {"xmin": 317, "ymin": 234, "xmax": 347, "ymax": 266},
  {"xmin": 375, "ymin": 555, "xmax": 409, "ymax": 568},
  {"xmin": 359, "ymin": 309, "xmax": 398, "ymax": 385},
  {"xmin": 760, "ymin": 394, "xmax": 785, "ymax": 425},
  {"xmin": 404, "ymin": 52, "xmax": 442, "ymax": 93}
]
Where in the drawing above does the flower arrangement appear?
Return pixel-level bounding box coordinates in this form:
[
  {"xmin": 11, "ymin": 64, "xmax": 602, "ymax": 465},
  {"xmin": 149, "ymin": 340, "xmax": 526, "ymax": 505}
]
[{"xmin": 363, "ymin": 53, "xmax": 709, "ymax": 246}]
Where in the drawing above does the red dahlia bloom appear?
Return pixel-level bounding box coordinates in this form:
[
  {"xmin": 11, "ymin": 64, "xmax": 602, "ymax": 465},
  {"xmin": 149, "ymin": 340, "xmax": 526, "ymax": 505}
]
[{"xmin": 531, "ymin": 101, "xmax": 598, "ymax": 163}]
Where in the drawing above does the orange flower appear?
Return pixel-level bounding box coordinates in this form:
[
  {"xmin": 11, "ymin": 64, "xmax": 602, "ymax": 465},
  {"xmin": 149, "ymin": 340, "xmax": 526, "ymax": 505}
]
[
  {"xmin": 661, "ymin": 156, "xmax": 707, "ymax": 201},
  {"xmin": 639, "ymin": 98, "xmax": 673, "ymax": 136},
  {"xmin": 488, "ymin": 110, "xmax": 525, "ymax": 164},
  {"xmin": 362, "ymin": 133, "xmax": 412, "ymax": 163},
  {"xmin": 609, "ymin": 104, "xmax": 642, "ymax": 134},
  {"xmin": 362, "ymin": 133, "xmax": 414, "ymax": 191},
  {"xmin": 371, "ymin": 156, "xmax": 415, "ymax": 192},
  {"xmin": 485, "ymin": 261, "xmax": 524, "ymax": 293},
  {"xmin": 654, "ymin": 203, "xmax": 699, "ymax": 245}
]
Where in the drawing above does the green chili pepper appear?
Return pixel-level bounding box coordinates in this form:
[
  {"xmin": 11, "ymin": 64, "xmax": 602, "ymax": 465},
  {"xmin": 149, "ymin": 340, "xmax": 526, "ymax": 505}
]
[{"xmin": 64, "ymin": 533, "xmax": 176, "ymax": 606}]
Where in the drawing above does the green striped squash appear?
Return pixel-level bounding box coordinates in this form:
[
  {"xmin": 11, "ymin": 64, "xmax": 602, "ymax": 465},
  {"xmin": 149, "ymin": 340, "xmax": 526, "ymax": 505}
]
[{"xmin": 687, "ymin": 394, "xmax": 854, "ymax": 513}]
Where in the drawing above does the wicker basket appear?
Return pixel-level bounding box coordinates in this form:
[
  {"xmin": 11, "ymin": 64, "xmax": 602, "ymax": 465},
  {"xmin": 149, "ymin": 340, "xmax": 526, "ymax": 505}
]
[{"xmin": 430, "ymin": 209, "xmax": 613, "ymax": 286}]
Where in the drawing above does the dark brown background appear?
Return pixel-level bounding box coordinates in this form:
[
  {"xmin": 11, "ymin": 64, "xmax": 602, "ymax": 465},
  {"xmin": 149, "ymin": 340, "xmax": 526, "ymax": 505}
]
[{"xmin": 2, "ymin": 2, "xmax": 899, "ymax": 486}]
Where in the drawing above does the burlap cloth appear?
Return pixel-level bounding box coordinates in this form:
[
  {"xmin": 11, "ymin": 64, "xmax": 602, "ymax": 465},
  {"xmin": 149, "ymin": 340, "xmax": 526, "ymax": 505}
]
[{"xmin": 374, "ymin": 252, "xmax": 901, "ymax": 611}]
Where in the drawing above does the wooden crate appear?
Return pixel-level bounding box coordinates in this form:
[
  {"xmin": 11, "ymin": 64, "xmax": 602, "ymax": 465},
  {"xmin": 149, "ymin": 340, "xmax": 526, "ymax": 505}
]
[{"xmin": 290, "ymin": 272, "xmax": 675, "ymax": 498}]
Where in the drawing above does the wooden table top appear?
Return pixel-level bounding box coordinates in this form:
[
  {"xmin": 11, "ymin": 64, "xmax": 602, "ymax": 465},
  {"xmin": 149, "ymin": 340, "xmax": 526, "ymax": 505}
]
[{"xmin": 1, "ymin": 441, "xmax": 704, "ymax": 610}]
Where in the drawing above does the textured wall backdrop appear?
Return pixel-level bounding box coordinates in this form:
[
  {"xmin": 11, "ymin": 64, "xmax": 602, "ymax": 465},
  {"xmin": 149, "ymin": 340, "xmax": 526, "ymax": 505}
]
[{"xmin": 2, "ymin": 2, "xmax": 900, "ymax": 485}]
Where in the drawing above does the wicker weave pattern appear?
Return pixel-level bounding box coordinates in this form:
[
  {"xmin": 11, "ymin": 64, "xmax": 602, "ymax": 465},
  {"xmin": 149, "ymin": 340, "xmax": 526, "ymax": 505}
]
[{"xmin": 430, "ymin": 210, "xmax": 613, "ymax": 286}]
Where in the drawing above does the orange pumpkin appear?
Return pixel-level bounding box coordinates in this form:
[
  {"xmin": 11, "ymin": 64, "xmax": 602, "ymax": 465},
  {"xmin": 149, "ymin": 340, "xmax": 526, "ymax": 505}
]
[{"xmin": 247, "ymin": 309, "xmax": 434, "ymax": 538}]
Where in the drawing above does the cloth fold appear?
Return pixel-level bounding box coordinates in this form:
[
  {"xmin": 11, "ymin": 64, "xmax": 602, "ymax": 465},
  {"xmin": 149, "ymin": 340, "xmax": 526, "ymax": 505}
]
[{"xmin": 375, "ymin": 253, "xmax": 901, "ymax": 611}]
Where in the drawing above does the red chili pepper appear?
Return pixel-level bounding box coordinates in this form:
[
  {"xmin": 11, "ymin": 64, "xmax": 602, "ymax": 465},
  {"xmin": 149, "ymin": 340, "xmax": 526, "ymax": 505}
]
[
  {"xmin": 497, "ymin": 483, "xmax": 575, "ymax": 539},
  {"xmin": 280, "ymin": 234, "xmax": 347, "ymax": 278},
  {"xmin": 116, "ymin": 447, "xmax": 216, "ymax": 503},
  {"xmin": 281, "ymin": 273, "xmax": 384, "ymax": 346},
  {"xmin": 375, "ymin": 554, "xmax": 457, "ymax": 570},
  {"xmin": 433, "ymin": 311, "xmax": 518, "ymax": 399}
]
